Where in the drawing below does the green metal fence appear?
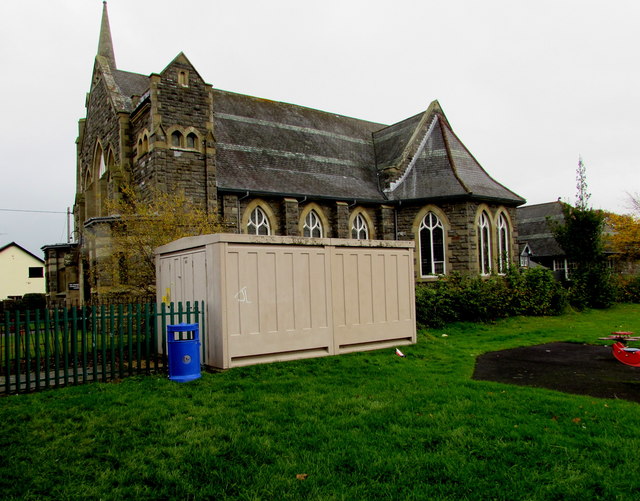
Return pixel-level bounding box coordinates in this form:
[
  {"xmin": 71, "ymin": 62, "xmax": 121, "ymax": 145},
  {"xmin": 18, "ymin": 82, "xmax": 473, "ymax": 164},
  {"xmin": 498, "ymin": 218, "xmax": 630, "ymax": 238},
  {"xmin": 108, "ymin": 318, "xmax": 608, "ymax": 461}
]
[{"xmin": 0, "ymin": 301, "xmax": 205, "ymax": 395}]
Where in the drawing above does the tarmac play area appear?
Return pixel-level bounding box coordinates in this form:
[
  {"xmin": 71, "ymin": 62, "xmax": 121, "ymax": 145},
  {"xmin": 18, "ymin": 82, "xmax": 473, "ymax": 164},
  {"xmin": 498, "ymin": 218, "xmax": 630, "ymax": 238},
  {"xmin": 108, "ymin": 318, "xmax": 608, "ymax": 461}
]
[{"xmin": 473, "ymin": 342, "xmax": 640, "ymax": 403}]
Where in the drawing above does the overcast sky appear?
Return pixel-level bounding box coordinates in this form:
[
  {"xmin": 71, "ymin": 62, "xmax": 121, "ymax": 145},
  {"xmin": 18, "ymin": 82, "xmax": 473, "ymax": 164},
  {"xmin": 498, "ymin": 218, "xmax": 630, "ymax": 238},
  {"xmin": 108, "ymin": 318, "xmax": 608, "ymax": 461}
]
[{"xmin": 1, "ymin": 0, "xmax": 638, "ymax": 257}]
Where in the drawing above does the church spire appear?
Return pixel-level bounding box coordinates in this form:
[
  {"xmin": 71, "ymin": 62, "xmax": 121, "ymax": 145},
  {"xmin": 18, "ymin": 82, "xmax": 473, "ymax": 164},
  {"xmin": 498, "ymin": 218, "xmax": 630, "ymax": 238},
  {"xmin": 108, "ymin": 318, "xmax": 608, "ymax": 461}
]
[{"xmin": 97, "ymin": 1, "xmax": 116, "ymax": 69}]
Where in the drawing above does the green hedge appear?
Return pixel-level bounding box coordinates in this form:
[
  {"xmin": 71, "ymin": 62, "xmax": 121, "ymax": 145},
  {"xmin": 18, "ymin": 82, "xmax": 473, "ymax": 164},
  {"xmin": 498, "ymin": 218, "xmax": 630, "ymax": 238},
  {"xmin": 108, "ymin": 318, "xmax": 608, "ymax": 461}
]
[
  {"xmin": 415, "ymin": 268, "xmax": 567, "ymax": 328},
  {"xmin": 0, "ymin": 293, "xmax": 47, "ymax": 315}
]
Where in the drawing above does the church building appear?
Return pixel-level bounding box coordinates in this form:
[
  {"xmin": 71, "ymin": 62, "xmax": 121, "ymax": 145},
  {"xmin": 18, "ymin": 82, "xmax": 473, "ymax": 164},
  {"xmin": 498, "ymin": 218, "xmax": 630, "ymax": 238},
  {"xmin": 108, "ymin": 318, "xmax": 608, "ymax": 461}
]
[{"xmin": 44, "ymin": 2, "xmax": 525, "ymax": 305}]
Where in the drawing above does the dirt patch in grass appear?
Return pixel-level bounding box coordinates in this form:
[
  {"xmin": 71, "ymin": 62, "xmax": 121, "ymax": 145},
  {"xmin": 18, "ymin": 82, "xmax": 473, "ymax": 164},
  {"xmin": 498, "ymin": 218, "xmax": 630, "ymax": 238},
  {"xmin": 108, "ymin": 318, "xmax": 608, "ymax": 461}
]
[{"xmin": 473, "ymin": 342, "xmax": 640, "ymax": 403}]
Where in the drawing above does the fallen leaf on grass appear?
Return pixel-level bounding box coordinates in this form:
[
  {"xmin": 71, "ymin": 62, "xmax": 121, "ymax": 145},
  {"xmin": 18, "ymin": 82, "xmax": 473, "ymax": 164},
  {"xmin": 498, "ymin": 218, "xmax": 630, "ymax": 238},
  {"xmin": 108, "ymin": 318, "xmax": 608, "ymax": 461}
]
[
  {"xmin": 296, "ymin": 474, "xmax": 309, "ymax": 480},
  {"xmin": 572, "ymin": 417, "xmax": 582, "ymax": 424}
]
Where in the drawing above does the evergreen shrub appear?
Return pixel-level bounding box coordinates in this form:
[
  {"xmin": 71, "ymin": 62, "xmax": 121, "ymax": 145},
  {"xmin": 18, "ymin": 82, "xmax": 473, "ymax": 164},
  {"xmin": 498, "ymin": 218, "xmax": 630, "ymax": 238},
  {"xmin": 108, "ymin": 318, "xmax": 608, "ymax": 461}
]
[
  {"xmin": 415, "ymin": 268, "xmax": 567, "ymax": 328},
  {"xmin": 616, "ymin": 274, "xmax": 640, "ymax": 303}
]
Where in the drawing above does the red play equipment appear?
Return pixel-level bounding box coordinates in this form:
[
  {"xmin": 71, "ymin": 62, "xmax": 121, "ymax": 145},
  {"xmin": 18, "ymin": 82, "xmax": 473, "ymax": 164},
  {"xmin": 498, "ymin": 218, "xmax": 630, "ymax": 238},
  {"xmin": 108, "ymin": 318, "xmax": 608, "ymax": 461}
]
[{"xmin": 599, "ymin": 332, "xmax": 640, "ymax": 367}]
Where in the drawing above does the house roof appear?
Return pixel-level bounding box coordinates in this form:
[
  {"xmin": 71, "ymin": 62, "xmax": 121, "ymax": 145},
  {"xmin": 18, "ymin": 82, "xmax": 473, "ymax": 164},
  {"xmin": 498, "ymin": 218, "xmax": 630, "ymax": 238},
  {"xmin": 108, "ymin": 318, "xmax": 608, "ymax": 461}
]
[
  {"xmin": 212, "ymin": 91, "xmax": 525, "ymax": 204},
  {"xmin": 516, "ymin": 201, "xmax": 565, "ymax": 257},
  {"xmin": 0, "ymin": 242, "xmax": 45, "ymax": 263},
  {"xmin": 212, "ymin": 89, "xmax": 385, "ymax": 200},
  {"xmin": 112, "ymin": 69, "xmax": 149, "ymax": 101},
  {"xmin": 378, "ymin": 104, "xmax": 525, "ymax": 204}
]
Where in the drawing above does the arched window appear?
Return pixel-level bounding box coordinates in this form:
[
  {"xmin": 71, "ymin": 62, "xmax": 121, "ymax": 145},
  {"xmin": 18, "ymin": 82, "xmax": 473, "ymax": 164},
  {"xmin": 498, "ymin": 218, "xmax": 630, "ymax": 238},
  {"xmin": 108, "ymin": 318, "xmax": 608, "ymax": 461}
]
[
  {"xmin": 303, "ymin": 210, "xmax": 323, "ymax": 238},
  {"xmin": 98, "ymin": 153, "xmax": 106, "ymax": 178},
  {"xmin": 186, "ymin": 132, "xmax": 197, "ymax": 149},
  {"xmin": 83, "ymin": 168, "xmax": 93, "ymax": 191},
  {"xmin": 247, "ymin": 206, "xmax": 271, "ymax": 235},
  {"xmin": 497, "ymin": 213, "xmax": 510, "ymax": 274},
  {"xmin": 171, "ymin": 131, "xmax": 182, "ymax": 148},
  {"xmin": 351, "ymin": 213, "xmax": 369, "ymax": 240},
  {"xmin": 142, "ymin": 133, "xmax": 148, "ymax": 153},
  {"xmin": 478, "ymin": 211, "xmax": 492, "ymax": 275},
  {"xmin": 419, "ymin": 212, "xmax": 445, "ymax": 276}
]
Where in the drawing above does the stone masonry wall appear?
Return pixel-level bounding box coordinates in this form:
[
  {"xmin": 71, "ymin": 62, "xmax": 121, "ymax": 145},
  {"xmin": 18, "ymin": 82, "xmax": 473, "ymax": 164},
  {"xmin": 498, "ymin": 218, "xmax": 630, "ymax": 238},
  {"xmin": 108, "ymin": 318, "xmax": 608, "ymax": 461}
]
[{"xmin": 147, "ymin": 58, "xmax": 215, "ymax": 211}]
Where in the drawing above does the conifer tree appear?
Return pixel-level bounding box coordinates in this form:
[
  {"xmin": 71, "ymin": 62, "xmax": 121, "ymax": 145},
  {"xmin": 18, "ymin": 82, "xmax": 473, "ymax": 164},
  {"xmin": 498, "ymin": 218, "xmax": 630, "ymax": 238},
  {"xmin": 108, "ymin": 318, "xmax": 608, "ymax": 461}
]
[{"xmin": 551, "ymin": 157, "xmax": 614, "ymax": 308}]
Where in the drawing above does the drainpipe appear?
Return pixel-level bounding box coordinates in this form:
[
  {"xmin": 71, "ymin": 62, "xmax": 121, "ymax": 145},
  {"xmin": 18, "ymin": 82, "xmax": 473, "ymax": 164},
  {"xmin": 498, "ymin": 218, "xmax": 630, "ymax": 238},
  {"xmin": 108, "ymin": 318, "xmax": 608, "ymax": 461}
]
[
  {"xmin": 236, "ymin": 191, "xmax": 250, "ymax": 233},
  {"xmin": 203, "ymin": 140, "xmax": 209, "ymax": 216}
]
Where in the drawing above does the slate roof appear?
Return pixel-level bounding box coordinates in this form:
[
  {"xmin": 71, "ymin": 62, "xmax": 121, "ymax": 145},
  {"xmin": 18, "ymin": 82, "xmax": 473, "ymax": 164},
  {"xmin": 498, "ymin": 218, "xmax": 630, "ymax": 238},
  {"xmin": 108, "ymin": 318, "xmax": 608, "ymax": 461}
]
[
  {"xmin": 378, "ymin": 105, "xmax": 524, "ymax": 203},
  {"xmin": 212, "ymin": 92, "xmax": 524, "ymax": 205},
  {"xmin": 213, "ymin": 89, "xmax": 384, "ymax": 200},
  {"xmin": 516, "ymin": 202, "xmax": 565, "ymax": 257},
  {"xmin": 112, "ymin": 70, "xmax": 149, "ymax": 101},
  {"xmin": 102, "ymin": 60, "xmax": 525, "ymax": 205}
]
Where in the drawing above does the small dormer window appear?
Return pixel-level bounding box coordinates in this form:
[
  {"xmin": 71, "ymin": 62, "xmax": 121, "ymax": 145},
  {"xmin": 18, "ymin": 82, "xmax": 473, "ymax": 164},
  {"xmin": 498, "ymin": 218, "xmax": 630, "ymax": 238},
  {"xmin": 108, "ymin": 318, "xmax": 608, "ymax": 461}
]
[{"xmin": 178, "ymin": 70, "xmax": 189, "ymax": 87}]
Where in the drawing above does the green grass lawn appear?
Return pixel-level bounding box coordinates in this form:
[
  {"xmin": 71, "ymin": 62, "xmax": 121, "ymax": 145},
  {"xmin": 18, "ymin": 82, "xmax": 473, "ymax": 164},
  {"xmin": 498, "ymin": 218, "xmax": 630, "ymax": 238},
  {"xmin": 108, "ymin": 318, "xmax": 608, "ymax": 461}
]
[{"xmin": 1, "ymin": 304, "xmax": 640, "ymax": 500}]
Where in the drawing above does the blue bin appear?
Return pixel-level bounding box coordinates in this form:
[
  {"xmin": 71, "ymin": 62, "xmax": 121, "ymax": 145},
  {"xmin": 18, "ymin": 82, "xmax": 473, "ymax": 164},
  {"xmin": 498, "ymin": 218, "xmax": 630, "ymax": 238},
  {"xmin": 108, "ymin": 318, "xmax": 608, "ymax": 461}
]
[{"xmin": 167, "ymin": 323, "xmax": 201, "ymax": 382}]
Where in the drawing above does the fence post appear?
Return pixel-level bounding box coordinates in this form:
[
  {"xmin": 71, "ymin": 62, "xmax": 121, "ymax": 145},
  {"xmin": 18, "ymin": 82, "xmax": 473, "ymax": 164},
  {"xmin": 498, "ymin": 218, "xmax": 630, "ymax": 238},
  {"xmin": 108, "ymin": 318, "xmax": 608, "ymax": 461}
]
[
  {"xmin": 25, "ymin": 310, "xmax": 31, "ymax": 392},
  {"xmin": 35, "ymin": 310, "xmax": 41, "ymax": 392},
  {"xmin": 71, "ymin": 307, "xmax": 79, "ymax": 385},
  {"xmin": 99, "ymin": 305, "xmax": 106, "ymax": 382},
  {"xmin": 81, "ymin": 306, "xmax": 88, "ymax": 384},
  {"xmin": 91, "ymin": 305, "xmax": 98, "ymax": 383},
  {"xmin": 4, "ymin": 312, "xmax": 10, "ymax": 394},
  {"xmin": 109, "ymin": 305, "xmax": 116, "ymax": 381},
  {"xmin": 44, "ymin": 309, "xmax": 51, "ymax": 390},
  {"xmin": 161, "ymin": 303, "xmax": 168, "ymax": 370},
  {"xmin": 117, "ymin": 304, "xmax": 125, "ymax": 379},
  {"xmin": 144, "ymin": 303, "xmax": 151, "ymax": 374},
  {"xmin": 14, "ymin": 310, "xmax": 21, "ymax": 393},
  {"xmin": 127, "ymin": 304, "xmax": 133, "ymax": 377},
  {"xmin": 135, "ymin": 304, "xmax": 142, "ymax": 374},
  {"xmin": 53, "ymin": 308, "xmax": 60, "ymax": 389},
  {"xmin": 63, "ymin": 308, "xmax": 70, "ymax": 387}
]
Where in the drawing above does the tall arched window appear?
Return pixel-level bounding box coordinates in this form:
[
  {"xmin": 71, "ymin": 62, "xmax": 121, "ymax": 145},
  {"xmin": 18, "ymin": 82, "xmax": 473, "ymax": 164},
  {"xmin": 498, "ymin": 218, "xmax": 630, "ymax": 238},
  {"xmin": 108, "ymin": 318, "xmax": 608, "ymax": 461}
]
[
  {"xmin": 186, "ymin": 132, "xmax": 197, "ymax": 149},
  {"xmin": 419, "ymin": 212, "xmax": 445, "ymax": 276},
  {"xmin": 98, "ymin": 154, "xmax": 106, "ymax": 178},
  {"xmin": 478, "ymin": 211, "xmax": 492, "ymax": 275},
  {"xmin": 171, "ymin": 131, "xmax": 182, "ymax": 148},
  {"xmin": 351, "ymin": 213, "xmax": 369, "ymax": 239},
  {"xmin": 247, "ymin": 206, "xmax": 271, "ymax": 235},
  {"xmin": 497, "ymin": 213, "xmax": 510, "ymax": 274},
  {"xmin": 303, "ymin": 210, "xmax": 323, "ymax": 238}
]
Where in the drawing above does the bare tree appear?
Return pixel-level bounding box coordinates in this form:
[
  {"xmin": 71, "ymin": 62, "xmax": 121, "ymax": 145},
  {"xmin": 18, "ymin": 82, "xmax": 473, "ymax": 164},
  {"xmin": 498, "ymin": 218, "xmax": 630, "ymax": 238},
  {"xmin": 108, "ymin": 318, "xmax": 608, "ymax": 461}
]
[
  {"xmin": 575, "ymin": 156, "xmax": 591, "ymax": 210},
  {"xmin": 627, "ymin": 192, "xmax": 640, "ymax": 215}
]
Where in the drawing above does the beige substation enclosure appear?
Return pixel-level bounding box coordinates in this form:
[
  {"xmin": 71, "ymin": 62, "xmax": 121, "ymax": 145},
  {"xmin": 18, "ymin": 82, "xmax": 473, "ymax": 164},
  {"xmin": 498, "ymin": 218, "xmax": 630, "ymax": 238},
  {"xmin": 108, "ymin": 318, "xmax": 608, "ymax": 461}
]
[{"xmin": 155, "ymin": 234, "xmax": 416, "ymax": 369}]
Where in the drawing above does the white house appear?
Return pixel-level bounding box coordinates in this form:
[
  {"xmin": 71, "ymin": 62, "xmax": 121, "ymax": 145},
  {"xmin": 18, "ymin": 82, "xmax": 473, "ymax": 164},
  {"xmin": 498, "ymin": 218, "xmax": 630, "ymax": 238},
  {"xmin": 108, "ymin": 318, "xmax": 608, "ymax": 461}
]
[{"xmin": 0, "ymin": 243, "xmax": 45, "ymax": 300}]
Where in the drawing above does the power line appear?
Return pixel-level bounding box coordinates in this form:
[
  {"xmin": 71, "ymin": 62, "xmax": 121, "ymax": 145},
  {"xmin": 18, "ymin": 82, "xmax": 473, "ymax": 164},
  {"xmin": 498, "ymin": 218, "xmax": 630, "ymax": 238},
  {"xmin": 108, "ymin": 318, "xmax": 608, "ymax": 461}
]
[{"xmin": 0, "ymin": 208, "xmax": 68, "ymax": 214}]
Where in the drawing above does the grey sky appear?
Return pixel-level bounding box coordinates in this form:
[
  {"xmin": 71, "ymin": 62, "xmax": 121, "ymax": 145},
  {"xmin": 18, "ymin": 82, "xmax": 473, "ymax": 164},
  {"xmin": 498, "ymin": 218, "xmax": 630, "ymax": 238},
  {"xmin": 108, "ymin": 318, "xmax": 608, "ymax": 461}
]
[{"xmin": 1, "ymin": 0, "xmax": 638, "ymax": 257}]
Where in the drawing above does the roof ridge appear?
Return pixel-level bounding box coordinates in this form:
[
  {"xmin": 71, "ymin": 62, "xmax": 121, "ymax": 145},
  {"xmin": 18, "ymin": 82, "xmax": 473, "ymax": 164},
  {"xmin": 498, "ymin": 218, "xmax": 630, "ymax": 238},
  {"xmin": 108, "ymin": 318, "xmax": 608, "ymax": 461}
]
[
  {"xmin": 439, "ymin": 113, "xmax": 471, "ymax": 194},
  {"xmin": 384, "ymin": 113, "xmax": 439, "ymax": 193},
  {"xmin": 212, "ymin": 88, "xmax": 386, "ymax": 130}
]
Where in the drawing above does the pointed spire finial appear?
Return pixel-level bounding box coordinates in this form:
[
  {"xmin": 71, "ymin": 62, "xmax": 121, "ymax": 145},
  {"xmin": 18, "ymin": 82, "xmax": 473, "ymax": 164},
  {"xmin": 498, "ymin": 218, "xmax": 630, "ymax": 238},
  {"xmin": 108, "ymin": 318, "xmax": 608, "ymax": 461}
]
[{"xmin": 97, "ymin": 1, "xmax": 116, "ymax": 68}]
